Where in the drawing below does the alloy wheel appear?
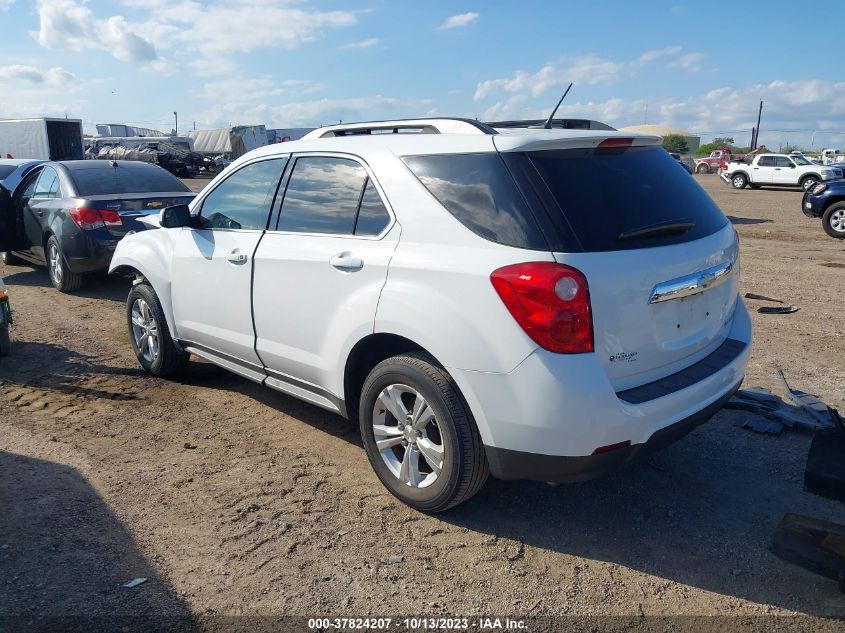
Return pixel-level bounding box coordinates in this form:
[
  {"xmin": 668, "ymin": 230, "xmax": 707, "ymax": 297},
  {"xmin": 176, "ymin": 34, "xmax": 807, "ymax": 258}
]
[
  {"xmin": 131, "ymin": 298, "xmax": 160, "ymax": 363},
  {"xmin": 829, "ymin": 209, "xmax": 845, "ymax": 234},
  {"xmin": 372, "ymin": 384, "xmax": 444, "ymax": 489},
  {"xmin": 48, "ymin": 243, "xmax": 63, "ymax": 286}
]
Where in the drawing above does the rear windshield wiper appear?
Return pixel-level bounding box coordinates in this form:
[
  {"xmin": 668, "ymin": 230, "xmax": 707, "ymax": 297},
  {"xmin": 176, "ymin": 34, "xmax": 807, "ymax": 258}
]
[{"xmin": 618, "ymin": 219, "xmax": 695, "ymax": 241}]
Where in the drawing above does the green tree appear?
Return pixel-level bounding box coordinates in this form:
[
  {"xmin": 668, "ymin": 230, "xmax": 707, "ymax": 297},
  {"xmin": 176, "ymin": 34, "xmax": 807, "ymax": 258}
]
[
  {"xmin": 696, "ymin": 136, "xmax": 737, "ymax": 155},
  {"xmin": 662, "ymin": 134, "xmax": 689, "ymax": 154}
]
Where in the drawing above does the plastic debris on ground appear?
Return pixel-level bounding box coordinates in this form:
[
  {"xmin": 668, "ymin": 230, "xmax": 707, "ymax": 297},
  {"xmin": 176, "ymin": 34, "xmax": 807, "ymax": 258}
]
[
  {"xmin": 122, "ymin": 578, "xmax": 147, "ymax": 588},
  {"xmin": 805, "ymin": 429, "xmax": 845, "ymax": 502},
  {"xmin": 724, "ymin": 371, "xmax": 843, "ymax": 435},
  {"xmin": 758, "ymin": 305, "xmax": 799, "ymax": 314}
]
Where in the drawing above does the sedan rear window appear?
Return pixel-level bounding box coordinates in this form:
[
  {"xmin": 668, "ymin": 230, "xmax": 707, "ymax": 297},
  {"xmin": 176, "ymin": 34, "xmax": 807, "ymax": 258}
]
[
  {"xmin": 519, "ymin": 145, "xmax": 728, "ymax": 251},
  {"xmin": 70, "ymin": 166, "xmax": 190, "ymax": 196}
]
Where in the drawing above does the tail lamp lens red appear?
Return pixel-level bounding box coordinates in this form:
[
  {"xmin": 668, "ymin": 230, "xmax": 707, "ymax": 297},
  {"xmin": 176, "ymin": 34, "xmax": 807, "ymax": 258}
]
[
  {"xmin": 490, "ymin": 262, "xmax": 594, "ymax": 354},
  {"xmin": 69, "ymin": 208, "xmax": 122, "ymax": 230}
]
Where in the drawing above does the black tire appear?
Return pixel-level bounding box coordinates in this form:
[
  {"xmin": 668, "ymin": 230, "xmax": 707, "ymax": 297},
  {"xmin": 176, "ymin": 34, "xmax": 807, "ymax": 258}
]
[
  {"xmin": 46, "ymin": 236, "xmax": 83, "ymax": 293},
  {"xmin": 801, "ymin": 176, "xmax": 819, "ymax": 192},
  {"xmin": 126, "ymin": 283, "xmax": 189, "ymax": 376},
  {"xmin": 822, "ymin": 202, "xmax": 845, "ymax": 239},
  {"xmin": 696, "ymin": 164, "xmax": 710, "ymax": 174},
  {"xmin": 359, "ymin": 352, "xmax": 489, "ymax": 512},
  {"xmin": 731, "ymin": 173, "xmax": 748, "ymax": 189},
  {"xmin": 0, "ymin": 325, "xmax": 9, "ymax": 356},
  {"xmin": 1, "ymin": 251, "xmax": 21, "ymax": 265}
]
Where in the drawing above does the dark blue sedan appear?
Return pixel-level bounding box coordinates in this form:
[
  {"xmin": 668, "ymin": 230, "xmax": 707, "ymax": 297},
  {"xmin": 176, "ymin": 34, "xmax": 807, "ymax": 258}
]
[
  {"xmin": 802, "ymin": 179, "xmax": 845, "ymax": 239},
  {"xmin": 0, "ymin": 160, "xmax": 195, "ymax": 291}
]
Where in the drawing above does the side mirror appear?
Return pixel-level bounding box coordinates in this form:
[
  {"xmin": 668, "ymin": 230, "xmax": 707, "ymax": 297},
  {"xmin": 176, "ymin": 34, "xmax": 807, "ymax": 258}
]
[
  {"xmin": 789, "ymin": 164, "xmax": 796, "ymax": 168},
  {"xmin": 160, "ymin": 204, "xmax": 192, "ymax": 228}
]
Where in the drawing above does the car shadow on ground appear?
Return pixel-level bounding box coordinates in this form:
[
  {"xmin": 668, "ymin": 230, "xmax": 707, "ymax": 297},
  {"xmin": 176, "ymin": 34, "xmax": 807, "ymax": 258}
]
[
  {"xmin": 727, "ymin": 216, "xmax": 773, "ymax": 225},
  {"xmin": 0, "ymin": 341, "xmax": 140, "ymax": 401},
  {"xmin": 0, "ymin": 265, "xmax": 131, "ymax": 303},
  {"xmin": 175, "ymin": 360, "xmax": 364, "ymax": 447},
  {"xmin": 0, "ymin": 450, "xmax": 197, "ymax": 631},
  {"xmin": 440, "ymin": 417, "xmax": 845, "ymax": 617},
  {"xmin": 165, "ymin": 360, "xmax": 845, "ymax": 616}
]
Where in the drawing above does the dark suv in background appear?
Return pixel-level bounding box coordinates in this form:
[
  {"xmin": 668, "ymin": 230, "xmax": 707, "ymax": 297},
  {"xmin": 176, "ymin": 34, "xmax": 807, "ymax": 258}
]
[{"xmin": 0, "ymin": 160, "xmax": 194, "ymax": 292}]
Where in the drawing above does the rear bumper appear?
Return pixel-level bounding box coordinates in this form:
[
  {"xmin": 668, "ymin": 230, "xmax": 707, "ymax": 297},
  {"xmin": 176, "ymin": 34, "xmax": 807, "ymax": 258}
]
[
  {"xmin": 60, "ymin": 231, "xmax": 117, "ymax": 274},
  {"xmin": 484, "ymin": 381, "xmax": 740, "ymax": 482},
  {"xmin": 449, "ymin": 299, "xmax": 752, "ymax": 480}
]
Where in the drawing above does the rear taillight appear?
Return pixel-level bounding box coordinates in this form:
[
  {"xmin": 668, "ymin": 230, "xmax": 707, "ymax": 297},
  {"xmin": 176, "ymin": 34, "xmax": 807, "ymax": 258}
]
[
  {"xmin": 490, "ymin": 262, "xmax": 593, "ymax": 354},
  {"xmin": 69, "ymin": 208, "xmax": 122, "ymax": 231}
]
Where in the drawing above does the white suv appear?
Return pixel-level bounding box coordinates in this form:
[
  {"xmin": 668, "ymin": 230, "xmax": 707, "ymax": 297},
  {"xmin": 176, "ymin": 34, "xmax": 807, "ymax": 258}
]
[{"xmin": 110, "ymin": 118, "xmax": 751, "ymax": 511}]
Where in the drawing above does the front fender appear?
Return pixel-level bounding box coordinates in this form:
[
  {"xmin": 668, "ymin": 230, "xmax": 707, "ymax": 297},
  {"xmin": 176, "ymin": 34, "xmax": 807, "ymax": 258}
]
[{"xmin": 109, "ymin": 230, "xmax": 177, "ymax": 336}]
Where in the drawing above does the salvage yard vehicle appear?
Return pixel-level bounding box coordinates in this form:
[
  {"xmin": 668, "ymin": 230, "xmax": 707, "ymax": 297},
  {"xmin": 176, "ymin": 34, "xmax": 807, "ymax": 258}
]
[
  {"xmin": 722, "ymin": 153, "xmax": 843, "ymax": 191},
  {"xmin": 110, "ymin": 117, "xmax": 751, "ymax": 512},
  {"xmin": 802, "ymin": 179, "xmax": 845, "ymax": 238},
  {"xmin": 0, "ymin": 275, "xmax": 10, "ymax": 355},
  {"xmin": 694, "ymin": 148, "xmax": 733, "ymax": 174},
  {"xmin": 0, "ymin": 160, "xmax": 195, "ymax": 292}
]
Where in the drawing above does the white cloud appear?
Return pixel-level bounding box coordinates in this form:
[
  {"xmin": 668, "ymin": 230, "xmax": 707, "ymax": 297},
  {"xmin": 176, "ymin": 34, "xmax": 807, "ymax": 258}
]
[
  {"xmin": 1, "ymin": 0, "xmax": 15, "ymax": 9},
  {"xmin": 31, "ymin": 0, "xmax": 157, "ymax": 62},
  {"xmin": 670, "ymin": 52, "xmax": 703, "ymax": 73},
  {"xmin": 0, "ymin": 64, "xmax": 76, "ymax": 85},
  {"xmin": 194, "ymin": 94, "xmax": 433, "ymax": 129},
  {"xmin": 341, "ymin": 37, "xmax": 379, "ymax": 50},
  {"xmin": 439, "ymin": 12, "xmax": 479, "ymax": 29},
  {"xmin": 474, "ymin": 48, "xmax": 705, "ymax": 102},
  {"xmin": 637, "ymin": 46, "xmax": 682, "ymax": 65}
]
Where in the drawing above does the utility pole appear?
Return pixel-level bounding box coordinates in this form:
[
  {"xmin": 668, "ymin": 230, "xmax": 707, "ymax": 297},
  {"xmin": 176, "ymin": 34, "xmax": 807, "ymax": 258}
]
[
  {"xmin": 750, "ymin": 127, "xmax": 756, "ymax": 149},
  {"xmin": 173, "ymin": 111, "xmax": 178, "ymax": 135},
  {"xmin": 752, "ymin": 100, "xmax": 763, "ymax": 149}
]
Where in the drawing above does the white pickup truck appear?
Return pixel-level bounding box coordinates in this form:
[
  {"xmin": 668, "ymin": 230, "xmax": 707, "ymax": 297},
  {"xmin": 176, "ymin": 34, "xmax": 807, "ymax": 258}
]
[{"xmin": 721, "ymin": 153, "xmax": 843, "ymax": 191}]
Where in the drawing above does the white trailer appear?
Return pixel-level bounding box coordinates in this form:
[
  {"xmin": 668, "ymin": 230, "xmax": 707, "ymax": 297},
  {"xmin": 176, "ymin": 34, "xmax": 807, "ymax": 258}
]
[{"xmin": 0, "ymin": 118, "xmax": 84, "ymax": 161}]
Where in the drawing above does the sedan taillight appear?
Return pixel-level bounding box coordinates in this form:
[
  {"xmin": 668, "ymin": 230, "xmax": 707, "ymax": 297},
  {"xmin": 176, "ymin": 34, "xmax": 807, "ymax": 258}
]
[{"xmin": 69, "ymin": 208, "xmax": 122, "ymax": 230}]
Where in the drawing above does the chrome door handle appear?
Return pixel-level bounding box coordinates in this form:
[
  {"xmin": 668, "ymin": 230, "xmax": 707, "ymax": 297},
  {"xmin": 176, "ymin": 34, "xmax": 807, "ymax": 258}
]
[
  {"xmin": 226, "ymin": 250, "xmax": 248, "ymax": 264},
  {"xmin": 330, "ymin": 252, "xmax": 363, "ymax": 271}
]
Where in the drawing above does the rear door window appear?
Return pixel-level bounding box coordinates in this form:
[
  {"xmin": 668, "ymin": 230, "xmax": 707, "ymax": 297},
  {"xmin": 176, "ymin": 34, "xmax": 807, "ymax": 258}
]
[
  {"xmin": 516, "ymin": 145, "xmax": 728, "ymax": 252},
  {"xmin": 354, "ymin": 179, "xmax": 391, "ymax": 236},
  {"xmin": 757, "ymin": 156, "xmax": 775, "ymax": 167},
  {"xmin": 32, "ymin": 167, "xmax": 58, "ymax": 200}
]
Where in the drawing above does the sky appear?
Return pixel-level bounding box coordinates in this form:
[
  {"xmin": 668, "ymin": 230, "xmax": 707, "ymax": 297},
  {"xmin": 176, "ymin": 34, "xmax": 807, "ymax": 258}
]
[{"xmin": 1, "ymin": 0, "xmax": 844, "ymax": 150}]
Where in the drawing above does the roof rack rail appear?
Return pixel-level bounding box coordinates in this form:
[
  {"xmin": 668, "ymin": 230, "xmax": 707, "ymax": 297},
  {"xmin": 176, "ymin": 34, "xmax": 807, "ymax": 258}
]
[
  {"xmin": 302, "ymin": 117, "xmax": 497, "ymax": 139},
  {"xmin": 486, "ymin": 118, "xmax": 616, "ymax": 131}
]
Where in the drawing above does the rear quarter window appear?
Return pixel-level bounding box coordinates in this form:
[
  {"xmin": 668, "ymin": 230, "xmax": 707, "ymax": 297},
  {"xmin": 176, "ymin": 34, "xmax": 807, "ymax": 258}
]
[
  {"xmin": 520, "ymin": 145, "xmax": 728, "ymax": 252},
  {"xmin": 70, "ymin": 166, "xmax": 190, "ymax": 196},
  {"xmin": 402, "ymin": 153, "xmax": 548, "ymax": 250}
]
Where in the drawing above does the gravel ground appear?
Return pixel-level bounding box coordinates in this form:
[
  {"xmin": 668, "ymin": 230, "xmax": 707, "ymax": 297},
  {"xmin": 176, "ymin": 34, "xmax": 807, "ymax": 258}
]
[{"xmin": 1, "ymin": 175, "xmax": 844, "ymax": 630}]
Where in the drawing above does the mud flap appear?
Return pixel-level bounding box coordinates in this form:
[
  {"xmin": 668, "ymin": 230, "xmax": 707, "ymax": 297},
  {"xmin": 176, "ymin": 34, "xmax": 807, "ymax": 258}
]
[
  {"xmin": 770, "ymin": 513, "xmax": 845, "ymax": 593},
  {"xmin": 805, "ymin": 429, "xmax": 845, "ymax": 501}
]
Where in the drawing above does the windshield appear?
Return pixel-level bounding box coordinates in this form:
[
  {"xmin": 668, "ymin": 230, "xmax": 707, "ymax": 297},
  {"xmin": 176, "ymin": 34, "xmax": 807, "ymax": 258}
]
[{"xmin": 792, "ymin": 156, "xmax": 811, "ymax": 165}]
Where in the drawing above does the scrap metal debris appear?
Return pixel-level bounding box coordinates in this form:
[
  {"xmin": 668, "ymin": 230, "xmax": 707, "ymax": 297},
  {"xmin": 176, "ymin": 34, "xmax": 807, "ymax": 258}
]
[
  {"xmin": 725, "ymin": 373, "xmax": 842, "ymax": 435},
  {"xmin": 122, "ymin": 578, "xmax": 147, "ymax": 588},
  {"xmin": 758, "ymin": 305, "xmax": 799, "ymax": 314},
  {"xmin": 744, "ymin": 292, "xmax": 784, "ymax": 303}
]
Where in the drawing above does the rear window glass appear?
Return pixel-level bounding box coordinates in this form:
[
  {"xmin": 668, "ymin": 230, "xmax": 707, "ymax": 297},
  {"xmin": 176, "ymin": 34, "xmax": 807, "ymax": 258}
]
[
  {"xmin": 402, "ymin": 153, "xmax": 547, "ymax": 250},
  {"xmin": 522, "ymin": 146, "xmax": 728, "ymax": 251},
  {"xmin": 70, "ymin": 166, "xmax": 190, "ymax": 196}
]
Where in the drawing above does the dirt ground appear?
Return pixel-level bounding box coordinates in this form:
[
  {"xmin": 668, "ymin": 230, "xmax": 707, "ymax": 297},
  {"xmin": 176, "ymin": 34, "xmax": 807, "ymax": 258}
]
[{"xmin": 1, "ymin": 175, "xmax": 844, "ymax": 630}]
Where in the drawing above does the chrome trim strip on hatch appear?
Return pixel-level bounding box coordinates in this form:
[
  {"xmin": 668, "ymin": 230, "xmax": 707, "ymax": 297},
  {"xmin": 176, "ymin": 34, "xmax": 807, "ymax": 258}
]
[{"xmin": 648, "ymin": 258, "xmax": 734, "ymax": 304}]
